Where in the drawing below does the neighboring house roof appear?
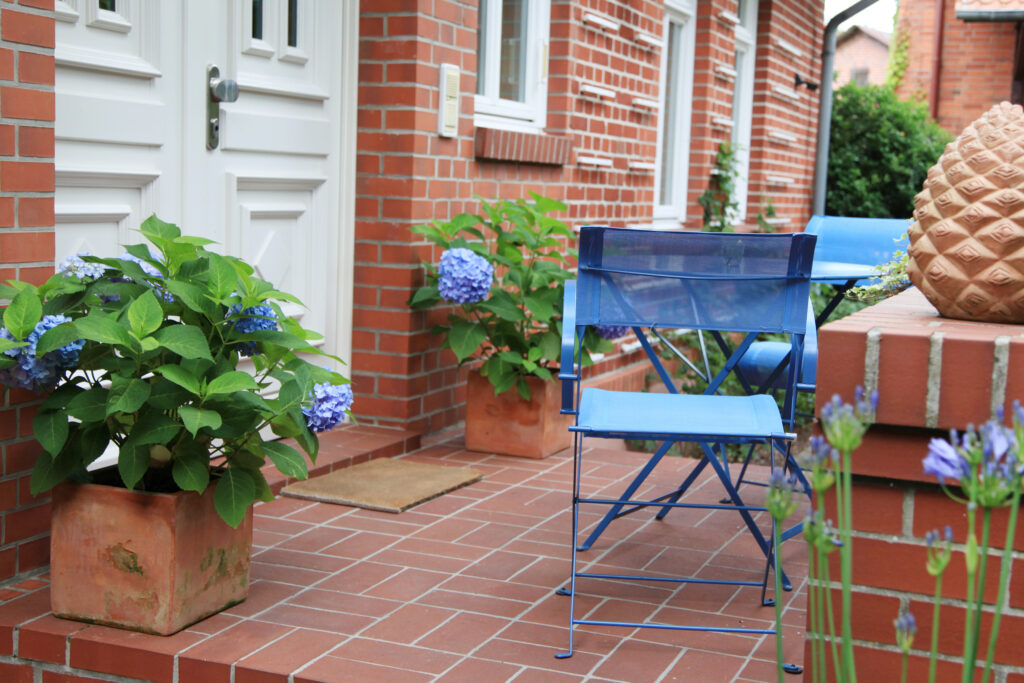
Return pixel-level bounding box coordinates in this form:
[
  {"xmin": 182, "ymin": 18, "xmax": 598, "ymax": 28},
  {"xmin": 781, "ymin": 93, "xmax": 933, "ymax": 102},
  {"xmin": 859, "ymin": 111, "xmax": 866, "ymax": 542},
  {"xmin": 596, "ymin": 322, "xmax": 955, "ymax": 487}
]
[
  {"xmin": 836, "ymin": 25, "xmax": 891, "ymax": 48},
  {"xmin": 957, "ymin": 0, "xmax": 1024, "ymax": 20}
]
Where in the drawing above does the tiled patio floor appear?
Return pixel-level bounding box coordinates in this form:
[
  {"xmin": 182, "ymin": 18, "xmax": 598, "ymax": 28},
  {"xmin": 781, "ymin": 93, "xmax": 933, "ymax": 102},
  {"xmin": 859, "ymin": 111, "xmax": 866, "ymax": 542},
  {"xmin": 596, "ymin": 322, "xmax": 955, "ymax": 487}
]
[{"xmin": 0, "ymin": 427, "xmax": 809, "ymax": 682}]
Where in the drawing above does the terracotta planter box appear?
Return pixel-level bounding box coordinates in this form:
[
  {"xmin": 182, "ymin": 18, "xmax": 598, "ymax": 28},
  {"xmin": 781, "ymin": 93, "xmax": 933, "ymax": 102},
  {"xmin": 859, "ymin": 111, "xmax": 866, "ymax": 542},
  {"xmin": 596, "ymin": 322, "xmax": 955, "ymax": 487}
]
[
  {"xmin": 464, "ymin": 371, "xmax": 573, "ymax": 458},
  {"xmin": 50, "ymin": 479, "xmax": 253, "ymax": 635}
]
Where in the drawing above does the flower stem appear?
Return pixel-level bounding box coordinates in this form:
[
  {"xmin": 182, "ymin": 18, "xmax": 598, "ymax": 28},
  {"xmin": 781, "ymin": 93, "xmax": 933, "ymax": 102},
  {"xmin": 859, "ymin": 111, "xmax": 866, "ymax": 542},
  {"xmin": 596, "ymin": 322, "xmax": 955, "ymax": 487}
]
[
  {"xmin": 774, "ymin": 522, "xmax": 785, "ymax": 683},
  {"xmin": 928, "ymin": 573, "xmax": 943, "ymax": 683},
  {"xmin": 961, "ymin": 505, "xmax": 977, "ymax": 683},
  {"xmin": 840, "ymin": 447, "xmax": 857, "ymax": 682},
  {"xmin": 807, "ymin": 548, "xmax": 822, "ymax": 683},
  {"xmin": 966, "ymin": 509, "xmax": 992, "ymax": 680},
  {"xmin": 981, "ymin": 485, "xmax": 1020, "ymax": 683},
  {"xmin": 822, "ymin": 548, "xmax": 843, "ymax": 683}
]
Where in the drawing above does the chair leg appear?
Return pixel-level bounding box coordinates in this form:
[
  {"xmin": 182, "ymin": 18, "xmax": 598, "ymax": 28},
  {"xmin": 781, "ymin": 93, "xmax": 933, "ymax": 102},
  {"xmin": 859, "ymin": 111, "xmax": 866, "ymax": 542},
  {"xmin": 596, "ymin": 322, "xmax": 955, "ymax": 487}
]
[
  {"xmin": 577, "ymin": 439, "xmax": 675, "ymax": 551},
  {"xmin": 556, "ymin": 431, "xmax": 585, "ymax": 659}
]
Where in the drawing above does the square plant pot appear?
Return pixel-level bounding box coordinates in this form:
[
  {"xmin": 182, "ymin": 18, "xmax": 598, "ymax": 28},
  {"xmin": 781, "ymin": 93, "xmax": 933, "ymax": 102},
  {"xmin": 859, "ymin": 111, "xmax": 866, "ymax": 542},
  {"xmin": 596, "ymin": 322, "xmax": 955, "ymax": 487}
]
[
  {"xmin": 464, "ymin": 371, "xmax": 573, "ymax": 458},
  {"xmin": 50, "ymin": 479, "xmax": 252, "ymax": 635}
]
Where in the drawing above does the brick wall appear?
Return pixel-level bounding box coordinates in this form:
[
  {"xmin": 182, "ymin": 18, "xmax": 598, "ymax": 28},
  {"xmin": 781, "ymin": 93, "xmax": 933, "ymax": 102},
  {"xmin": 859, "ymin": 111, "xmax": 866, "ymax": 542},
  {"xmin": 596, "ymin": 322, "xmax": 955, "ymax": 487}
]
[
  {"xmin": 354, "ymin": 0, "xmax": 824, "ymax": 432},
  {"xmin": 895, "ymin": 0, "xmax": 1017, "ymax": 135},
  {"xmin": 808, "ymin": 288, "xmax": 1024, "ymax": 679},
  {"xmin": 834, "ymin": 29, "xmax": 890, "ymax": 86},
  {"xmin": 0, "ymin": 0, "xmax": 56, "ymax": 582}
]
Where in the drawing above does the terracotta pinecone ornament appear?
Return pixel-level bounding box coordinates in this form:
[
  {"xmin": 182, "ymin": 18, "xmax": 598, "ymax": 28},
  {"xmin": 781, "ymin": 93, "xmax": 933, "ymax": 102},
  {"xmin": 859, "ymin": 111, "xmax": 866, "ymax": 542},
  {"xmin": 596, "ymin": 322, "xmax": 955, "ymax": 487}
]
[{"xmin": 907, "ymin": 101, "xmax": 1024, "ymax": 323}]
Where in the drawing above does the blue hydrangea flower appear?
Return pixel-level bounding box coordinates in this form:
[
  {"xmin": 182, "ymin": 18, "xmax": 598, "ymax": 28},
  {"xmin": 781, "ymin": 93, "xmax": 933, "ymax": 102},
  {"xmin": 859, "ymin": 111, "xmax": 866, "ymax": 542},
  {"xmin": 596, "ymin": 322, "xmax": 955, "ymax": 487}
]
[
  {"xmin": 302, "ymin": 382, "xmax": 353, "ymax": 433},
  {"xmin": 120, "ymin": 253, "xmax": 173, "ymax": 302},
  {"xmin": 227, "ymin": 302, "xmax": 278, "ymax": 357},
  {"xmin": 594, "ymin": 324, "xmax": 630, "ymax": 339},
  {"xmin": 58, "ymin": 253, "xmax": 107, "ymax": 280},
  {"xmin": 0, "ymin": 315, "xmax": 84, "ymax": 392},
  {"xmin": 437, "ymin": 248, "xmax": 493, "ymax": 304}
]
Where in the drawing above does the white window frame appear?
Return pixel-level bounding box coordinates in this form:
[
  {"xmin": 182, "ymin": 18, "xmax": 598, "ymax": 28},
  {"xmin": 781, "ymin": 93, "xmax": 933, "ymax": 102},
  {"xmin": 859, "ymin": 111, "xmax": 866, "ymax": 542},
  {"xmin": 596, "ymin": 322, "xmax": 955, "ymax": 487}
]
[
  {"xmin": 474, "ymin": 0, "xmax": 550, "ymax": 133},
  {"xmin": 652, "ymin": 0, "xmax": 697, "ymax": 225},
  {"xmin": 730, "ymin": 0, "xmax": 758, "ymax": 223}
]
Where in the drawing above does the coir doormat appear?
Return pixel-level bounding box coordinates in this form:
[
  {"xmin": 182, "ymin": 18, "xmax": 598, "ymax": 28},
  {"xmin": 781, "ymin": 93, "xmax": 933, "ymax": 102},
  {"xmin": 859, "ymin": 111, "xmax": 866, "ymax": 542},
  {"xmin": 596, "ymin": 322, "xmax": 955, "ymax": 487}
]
[{"xmin": 280, "ymin": 458, "xmax": 483, "ymax": 513}]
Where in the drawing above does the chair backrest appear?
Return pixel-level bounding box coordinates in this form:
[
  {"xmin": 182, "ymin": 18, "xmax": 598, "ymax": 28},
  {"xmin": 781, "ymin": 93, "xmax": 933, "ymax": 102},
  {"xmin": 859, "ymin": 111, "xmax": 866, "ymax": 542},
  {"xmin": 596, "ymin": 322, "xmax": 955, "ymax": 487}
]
[
  {"xmin": 805, "ymin": 215, "xmax": 911, "ymax": 284},
  {"xmin": 576, "ymin": 227, "xmax": 817, "ymax": 336}
]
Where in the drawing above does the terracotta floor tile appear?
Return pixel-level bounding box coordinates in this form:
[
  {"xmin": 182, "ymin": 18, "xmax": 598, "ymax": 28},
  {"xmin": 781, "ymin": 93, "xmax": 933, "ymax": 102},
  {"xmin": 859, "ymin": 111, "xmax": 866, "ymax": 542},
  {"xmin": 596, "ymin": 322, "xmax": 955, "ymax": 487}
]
[
  {"xmin": 662, "ymin": 648, "xmax": 747, "ymax": 682},
  {"xmin": 314, "ymin": 561, "xmax": 403, "ymax": 595},
  {"xmin": 360, "ymin": 603, "xmax": 456, "ymax": 643},
  {"xmin": 278, "ymin": 526, "xmax": 355, "ymax": 553},
  {"xmin": 368, "ymin": 548, "xmax": 470, "ymax": 574},
  {"xmin": 463, "ymin": 550, "xmax": 539, "ymax": 581},
  {"xmin": 439, "ymin": 573, "xmax": 550, "ymax": 605},
  {"xmin": 434, "ymin": 656, "xmax": 521, "ymax": 681},
  {"xmin": 223, "ymin": 581, "xmax": 304, "ymax": 618},
  {"xmin": 590, "ymin": 637, "xmax": 682, "ymax": 681},
  {"xmin": 250, "ymin": 561, "xmax": 333, "ymax": 586},
  {"xmin": 17, "ymin": 614, "xmax": 89, "ymax": 664},
  {"xmin": 68, "ymin": 626, "xmax": 204, "ymax": 683},
  {"xmin": 321, "ymin": 531, "xmax": 401, "ymax": 559},
  {"xmin": 329, "ymin": 636, "xmax": 462, "ymax": 675},
  {"xmin": 416, "ymin": 612, "xmax": 509, "ymax": 654},
  {"xmin": 251, "ymin": 548, "xmax": 351, "ymax": 573},
  {"xmin": 294, "ymin": 655, "xmax": 434, "ymax": 683},
  {"xmin": 415, "ymin": 588, "xmax": 529, "ymax": 618},
  {"xmin": 473, "ymin": 637, "xmax": 603, "ymax": 677},
  {"xmin": 286, "ymin": 588, "xmax": 401, "ymax": 618},
  {"xmin": 235, "ymin": 628, "xmax": 345, "ymax": 681},
  {"xmin": 255, "ymin": 604, "xmax": 374, "ymax": 634},
  {"xmin": 508, "ymin": 667, "xmax": 589, "ymax": 682},
  {"xmin": 177, "ymin": 620, "xmax": 292, "ymax": 683},
  {"xmin": 364, "ymin": 567, "xmax": 449, "ymax": 602}
]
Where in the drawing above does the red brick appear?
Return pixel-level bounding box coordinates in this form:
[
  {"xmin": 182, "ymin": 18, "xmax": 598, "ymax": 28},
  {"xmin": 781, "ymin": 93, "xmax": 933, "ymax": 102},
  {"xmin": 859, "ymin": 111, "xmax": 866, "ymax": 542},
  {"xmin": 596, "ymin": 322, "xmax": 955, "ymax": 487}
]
[
  {"xmin": 16, "ymin": 534, "xmax": 49, "ymax": 572},
  {"xmin": 822, "ymin": 479, "xmax": 905, "ymax": 536},
  {"xmin": 0, "ymin": 662, "xmax": 33, "ymax": 683},
  {"xmin": 69, "ymin": 626, "xmax": 204, "ymax": 683},
  {"xmin": 0, "ymin": 230, "xmax": 52, "ymax": 262},
  {"xmin": 0, "ymin": 160, "xmax": 53, "ymax": 191},
  {"xmin": 17, "ymin": 196, "xmax": 52, "ymax": 226},
  {"xmin": 0, "ymin": 124, "xmax": 13, "ymax": 155},
  {"xmin": 0, "ymin": 49, "xmax": 12, "ymax": 80},
  {"xmin": 17, "ymin": 125, "xmax": 52, "ymax": 157},
  {"xmin": 3, "ymin": 500, "xmax": 49, "ymax": 543},
  {"xmin": 16, "ymin": 51, "xmax": 53, "ymax": 85},
  {"xmin": 0, "ymin": 196, "xmax": 13, "ymax": 227},
  {"xmin": 0, "ymin": 9, "xmax": 54, "ymax": 48},
  {"xmin": 0, "ymin": 86, "xmax": 54, "ymax": 120},
  {"xmin": 18, "ymin": 0, "xmax": 54, "ymax": 10}
]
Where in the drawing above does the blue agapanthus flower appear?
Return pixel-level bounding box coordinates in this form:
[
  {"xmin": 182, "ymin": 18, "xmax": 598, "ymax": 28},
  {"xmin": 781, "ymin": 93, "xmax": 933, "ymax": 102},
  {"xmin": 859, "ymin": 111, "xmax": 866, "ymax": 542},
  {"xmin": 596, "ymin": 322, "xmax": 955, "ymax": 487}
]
[
  {"xmin": 594, "ymin": 324, "xmax": 630, "ymax": 339},
  {"xmin": 227, "ymin": 302, "xmax": 278, "ymax": 357},
  {"xmin": 437, "ymin": 248, "xmax": 493, "ymax": 304},
  {"xmin": 302, "ymin": 382, "xmax": 353, "ymax": 433},
  {"xmin": 58, "ymin": 253, "xmax": 107, "ymax": 280},
  {"xmin": 923, "ymin": 437, "xmax": 968, "ymax": 483},
  {"xmin": 0, "ymin": 314, "xmax": 84, "ymax": 392},
  {"xmin": 120, "ymin": 253, "xmax": 173, "ymax": 302}
]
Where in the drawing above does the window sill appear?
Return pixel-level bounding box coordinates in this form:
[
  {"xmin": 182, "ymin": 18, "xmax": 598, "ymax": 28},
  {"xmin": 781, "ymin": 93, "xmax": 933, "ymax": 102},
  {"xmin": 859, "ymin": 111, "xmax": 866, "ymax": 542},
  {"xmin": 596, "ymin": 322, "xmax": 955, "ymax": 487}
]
[{"xmin": 473, "ymin": 127, "xmax": 573, "ymax": 165}]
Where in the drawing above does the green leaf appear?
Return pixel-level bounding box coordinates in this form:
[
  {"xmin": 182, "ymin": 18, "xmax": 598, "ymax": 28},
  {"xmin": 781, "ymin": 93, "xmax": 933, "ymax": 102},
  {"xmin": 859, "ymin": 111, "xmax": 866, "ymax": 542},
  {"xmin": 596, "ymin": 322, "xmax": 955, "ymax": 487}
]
[
  {"xmin": 172, "ymin": 448, "xmax": 210, "ymax": 492},
  {"xmin": 30, "ymin": 446, "xmax": 80, "ymax": 495},
  {"xmin": 154, "ymin": 325, "xmax": 213, "ymax": 360},
  {"xmin": 154, "ymin": 366, "xmax": 200, "ymax": 396},
  {"xmin": 163, "ymin": 280, "xmax": 216, "ymax": 315},
  {"xmin": 139, "ymin": 214, "xmax": 181, "ymax": 243},
  {"xmin": 179, "ymin": 405, "xmax": 222, "ymax": 436},
  {"xmin": 477, "ymin": 291, "xmax": 525, "ymax": 322},
  {"xmin": 408, "ymin": 286, "xmax": 441, "ymax": 309},
  {"xmin": 205, "ymin": 371, "xmax": 260, "ymax": 395},
  {"xmin": 66, "ymin": 387, "xmax": 109, "ymax": 421},
  {"xmin": 40, "ymin": 381, "xmax": 82, "ymax": 411},
  {"xmin": 498, "ymin": 351, "xmax": 525, "ymax": 366},
  {"xmin": 35, "ymin": 323, "xmax": 83, "ymax": 356},
  {"xmin": 124, "ymin": 410, "xmax": 180, "ymax": 446},
  {"xmin": 516, "ymin": 377, "xmax": 531, "ymax": 401},
  {"xmin": 447, "ymin": 320, "xmax": 487, "ymax": 362},
  {"xmin": 106, "ymin": 377, "xmax": 151, "ymax": 416},
  {"xmin": 33, "ymin": 411, "xmax": 68, "ymax": 456},
  {"xmin": 127, "ymin": 290, "xmax": 164, "ymax": 338},
  {"xmin": 524, "ymin": 294, "xmax": 555, "ymax": 322},
  {"xmin": 0, "ymin": 337, "xmax": 26, "ymax": 354},
  {"xmin": 214, "ymin": 468, "xmax": 256, "ymax": 528},
  {"xmin": 3, "ymin": 288, "xmax": 42, "ymax": 340},
  {"xmin": 76, "ymin": 313, "xmax": 138, "ymax": 350},
  {"xmin": 249, "ymin": 329, "xmax": 315, "ymax": 352},
  {"xmin": 118, "ymin": 444, "xmax": 149, "ymax": 490},
  {"xmin": 262, "ymin": 441, "xmax": 308, "ymax": 479},
  {"xmin": 206, "ymin": 252, "xmax": 237, "ymax": 299}
]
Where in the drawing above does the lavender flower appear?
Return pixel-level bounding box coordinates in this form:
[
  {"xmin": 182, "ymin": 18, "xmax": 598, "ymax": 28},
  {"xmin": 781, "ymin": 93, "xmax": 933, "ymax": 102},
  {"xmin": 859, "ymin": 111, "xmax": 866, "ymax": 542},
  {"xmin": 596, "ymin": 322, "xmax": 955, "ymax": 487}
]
[
  {"xmin": 0, "ymin": 315, "xmax": 84, "ymax": 392},
  {"xmin": 820, "ymin": 387, "xmax": 877, "ymax": 452},
  {"xmin": 922, "ymin": 437, "xmax": 968, "ymax": 483},
  {"xmin": 766, "ymin": 470, "xmax": 801, "ymax": 520},
  {"xmin": 58, "ymin": 253, "xmax": 107, "ymax": 280},
  {"xmin": 302, "ymin": 382, "xmax": 353, "ymax": 433},
  {"xmin": 925, "ymin": 525, "xmax": 953, "ymax": 577},
  {"xmin": 893, "ymin": 610, "xmax": 916, "ymax": 653},
  {"xmin": 437, "ymin": 248, "xmax": 493, "ymax": 304},
  {"xmin": 227, "ymin": 302, "xmax": 278, "ymax": 357},
  {"xmin": 593, "ymin": 324, "xmax": 630, "ymax": 340}
]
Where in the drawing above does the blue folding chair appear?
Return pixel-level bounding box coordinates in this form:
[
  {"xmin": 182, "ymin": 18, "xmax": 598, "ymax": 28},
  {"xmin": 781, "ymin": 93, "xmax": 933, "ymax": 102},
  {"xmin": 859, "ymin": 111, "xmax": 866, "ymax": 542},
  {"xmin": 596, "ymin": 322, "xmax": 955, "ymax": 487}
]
[{"xmin": 556, "ymin": 226, "xmax": 815, "ymax": 662}]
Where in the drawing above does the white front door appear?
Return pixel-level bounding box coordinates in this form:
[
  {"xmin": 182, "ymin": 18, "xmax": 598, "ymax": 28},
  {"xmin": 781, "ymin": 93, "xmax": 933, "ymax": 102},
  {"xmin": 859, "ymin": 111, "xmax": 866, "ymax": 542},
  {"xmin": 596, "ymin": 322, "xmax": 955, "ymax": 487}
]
[{"xmin": 54, "ymin": 0, "xmax": 356, "ymax": 363}]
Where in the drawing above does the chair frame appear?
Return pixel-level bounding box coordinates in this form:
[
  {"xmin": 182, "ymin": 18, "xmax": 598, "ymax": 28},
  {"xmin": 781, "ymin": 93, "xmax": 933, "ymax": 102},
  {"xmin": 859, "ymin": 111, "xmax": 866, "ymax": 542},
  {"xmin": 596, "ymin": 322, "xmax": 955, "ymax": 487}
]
[{"xmin": 555, "ymin": 227, "xmax": 815, "ymax": 664}]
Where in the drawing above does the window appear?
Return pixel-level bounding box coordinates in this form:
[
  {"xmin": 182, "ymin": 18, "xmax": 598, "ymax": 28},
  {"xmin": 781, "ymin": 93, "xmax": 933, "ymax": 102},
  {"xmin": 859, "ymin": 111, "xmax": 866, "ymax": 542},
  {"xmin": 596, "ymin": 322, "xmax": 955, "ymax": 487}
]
[
  {"xmin": 851, "ymin": 68, "xmax": 869, "ymax": 86},
  {"xmin": 653, "ymin": 0, "xmax": 697, "ymax": 224},
  {"xmin": 475, "ymin": 0, "xmax": 550, "ymax": 132},
  {"xmin": 730, "ymin": 0, "xmax": 758, "ymax": 222}
]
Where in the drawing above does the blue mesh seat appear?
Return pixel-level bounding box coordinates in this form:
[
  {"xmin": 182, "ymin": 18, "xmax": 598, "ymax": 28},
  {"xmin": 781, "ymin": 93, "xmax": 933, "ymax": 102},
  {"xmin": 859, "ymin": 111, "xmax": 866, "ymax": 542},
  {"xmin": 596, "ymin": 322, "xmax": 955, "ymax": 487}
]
[{"xmin": 556, "ymin": 226, "xmax": 815, "ymax": 661}]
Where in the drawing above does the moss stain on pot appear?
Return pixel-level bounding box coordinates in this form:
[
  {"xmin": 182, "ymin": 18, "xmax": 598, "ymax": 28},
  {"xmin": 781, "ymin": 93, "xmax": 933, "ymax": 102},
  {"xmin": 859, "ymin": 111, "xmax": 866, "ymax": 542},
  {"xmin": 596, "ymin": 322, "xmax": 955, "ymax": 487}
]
[{"xmin": 107, "ymin": 543, "xmax": 144, "ymax": 575}]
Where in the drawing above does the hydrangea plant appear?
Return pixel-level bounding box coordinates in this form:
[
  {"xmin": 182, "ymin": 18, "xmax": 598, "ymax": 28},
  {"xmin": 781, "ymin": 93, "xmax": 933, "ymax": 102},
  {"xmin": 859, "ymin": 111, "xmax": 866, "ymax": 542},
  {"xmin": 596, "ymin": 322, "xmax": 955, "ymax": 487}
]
[
  {"xmin": 0, "ymin": 215, "xmax": 352, "ymax": 528},
  {"xmin": 408, "ymin": 194, "xmax": 609, "ymax": 400}
]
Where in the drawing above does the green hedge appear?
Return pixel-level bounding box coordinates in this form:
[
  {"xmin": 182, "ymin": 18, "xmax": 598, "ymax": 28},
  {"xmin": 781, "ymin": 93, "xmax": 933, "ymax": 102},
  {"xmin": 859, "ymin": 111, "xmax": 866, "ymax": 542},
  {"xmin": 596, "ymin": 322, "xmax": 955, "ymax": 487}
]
[{"xmin": 826, "ymin": 84, "xmax": 952, "ymax": 218}]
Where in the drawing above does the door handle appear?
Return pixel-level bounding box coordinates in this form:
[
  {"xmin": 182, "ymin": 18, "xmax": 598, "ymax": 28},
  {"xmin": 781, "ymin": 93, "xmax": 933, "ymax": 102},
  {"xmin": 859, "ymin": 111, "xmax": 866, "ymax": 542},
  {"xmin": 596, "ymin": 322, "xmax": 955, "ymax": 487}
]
[{"xmin": 207, "ymin": 64, "xmax": 238, "ymax": 150}]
